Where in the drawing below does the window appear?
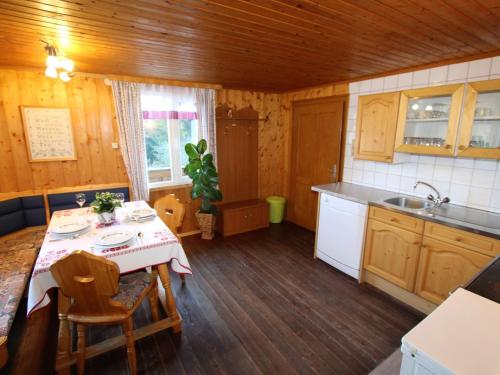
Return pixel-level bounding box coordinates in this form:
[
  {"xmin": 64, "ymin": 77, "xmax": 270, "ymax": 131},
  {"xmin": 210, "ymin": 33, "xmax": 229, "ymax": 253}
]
[{"xmin": 141, "ymin": 86, "xmax": 198, "ymax": 187}]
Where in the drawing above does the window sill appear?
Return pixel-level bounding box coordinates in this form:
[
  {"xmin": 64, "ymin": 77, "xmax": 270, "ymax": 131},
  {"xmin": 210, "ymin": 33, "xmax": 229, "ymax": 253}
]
[{"xmin": 148, "ymin": 180, "xmax": 192, "ymax": 193}]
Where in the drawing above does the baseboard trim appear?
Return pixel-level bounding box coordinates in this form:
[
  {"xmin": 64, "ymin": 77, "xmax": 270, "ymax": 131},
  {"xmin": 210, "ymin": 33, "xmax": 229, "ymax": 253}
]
[
  {"xmin": 363, "ymin": 270, "xmax": 437, "ymax": 315},
  {"xmin": 179, "ymin": 230, "xmax": 201, "ymax": 238}
]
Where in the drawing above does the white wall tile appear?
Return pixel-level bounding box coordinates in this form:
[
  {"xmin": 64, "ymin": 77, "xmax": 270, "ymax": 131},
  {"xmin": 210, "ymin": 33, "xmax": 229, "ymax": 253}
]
[
  {"xmin": 362, "ymin": 171, "xmax": 375, "ymax": 185},
  {"xmin": 400, "ymin": 176, "xmax": 416, "ymax": 194},
  {"xmin": 474, "ymin": 159, "xmax": 497, "ymax": 171},
  {"xmin": 412, "ymin": 69, "xmax": 430, "ymax": 87},
  {"xmin": 359, "ymin": 79, "xmax": 372, "ymax": 93},
  {"xmin": 491, "ymin": 56, "xmax": 500, "ymax": 76},
  {"xmin": 383, "ymin": 75, "xmax": 398, "ymax": 91},
  {"xmin": 364, "ymin": 161, "xmax": 376, "ymax": 171},
  {"xmin": 418, "ymin": 155, "xmax": 436, "ymax": 165},
  {"xmin": 452, "ymin": 168, "xmax": 473, "ymax": 185},
  {"xmin": 417, "ymin": 163, "xmax": 434, "ymax": 179},
  {"xmin": 433, "ymin": 165, "xmax": 453, "ymax": 182},
  {"xmin": 373, "ymin": 173, "xmax": 387, "ymax": 188},
  {"xmin": 352, "ymin": 169, "xmax": 363, "ymax": 183},
  {"xmin": 386, "ymin": 174, "xmax": 401, "ymax": 191},
  {"xmin": 468, "ymin": 58, "xmax": 492, "ymax": 78},
  {"xmin": 468, "ymin": 187, "xmax": 492, "ymax": 208},
  {"xmin": 397, "ymin": 73, "xmax": 412, "ymax": 89},
  {"xmin": 371, "ymin": 77, "xmax": 384, "ymax": 92},
  {"xmin": 471, "ymin": 169, "xmax": 495, "ymax": 188},
  {"xmin": 450, "ymin": 184, "xmax": 470, "ymax": 205},
  {"xmin": 388, "ymin": 163, "xmax": 403, "ymax": 175},
  {"xmin": 402, "ymin": 163, "xmax": 417, "ymax": 177},
  {"xmin": 490, "ymin": 190, "xmax": 500, "ymax": 210},
  {"xmin": 343, "ymin": 168, "xmax": 353, "ymax": 182},
  {"xmin": 448, "ymin": 62, "xmax": 469, "ymax": 81},
  {"xmin": 494, "ymin": 173, "xmax": 500, "ymax": 190},
  {"xmin": 429, "ymin": 66, "xmax": 448, "ymax": 84},
  {"xmin": 349, "ymin": 81, "xmax": 361, "ymax": 94},
  {"xmin": 454, "ymin": 158, "xmax": 474, "ymax": 168},
  {"xmin": 435, "ymin": 156, "xmax": 454, "ymax": 166},
  {"xmin": 375, "ymin": 163, "xmax": 389, "ymax": 174}
]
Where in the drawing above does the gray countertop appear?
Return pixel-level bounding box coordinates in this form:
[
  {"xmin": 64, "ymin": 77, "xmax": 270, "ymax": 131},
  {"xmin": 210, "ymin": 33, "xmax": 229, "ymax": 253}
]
[{"xmin": 312, "ymin": 182, "xmax": 500, "ymax": 239}]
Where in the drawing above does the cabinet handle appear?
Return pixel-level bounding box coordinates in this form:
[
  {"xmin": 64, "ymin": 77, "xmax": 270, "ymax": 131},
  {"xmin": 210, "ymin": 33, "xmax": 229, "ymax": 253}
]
[
  {"xmin": 444, "ymin": 144, "xmax": 451, "ymax": 149},
  {"xmin": 390, "ymin": 217, "xmax": 398, "ymax": 223},
  {"xmin": 458, "ymin": 145, "xmax": 466, "ymax": 150}
]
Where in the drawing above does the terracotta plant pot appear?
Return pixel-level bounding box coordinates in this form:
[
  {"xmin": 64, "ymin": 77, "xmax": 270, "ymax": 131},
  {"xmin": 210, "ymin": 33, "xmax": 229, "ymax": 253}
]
[{"xmin": 195, "ymin": 211, "xmax": 216, "ymax": 240}]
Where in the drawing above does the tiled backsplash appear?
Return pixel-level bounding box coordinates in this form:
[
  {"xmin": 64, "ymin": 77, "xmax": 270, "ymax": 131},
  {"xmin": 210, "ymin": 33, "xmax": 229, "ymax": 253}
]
[{"xmin": 343, "ymin": 56, "xmax": 500, "ymax": 213}]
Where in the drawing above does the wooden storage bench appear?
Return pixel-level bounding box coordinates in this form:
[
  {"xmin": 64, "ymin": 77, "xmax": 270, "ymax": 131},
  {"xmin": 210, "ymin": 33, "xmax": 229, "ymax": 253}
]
[{"xmin": 217, "ymin": 199, "xmax": 269, "ymax": 237}]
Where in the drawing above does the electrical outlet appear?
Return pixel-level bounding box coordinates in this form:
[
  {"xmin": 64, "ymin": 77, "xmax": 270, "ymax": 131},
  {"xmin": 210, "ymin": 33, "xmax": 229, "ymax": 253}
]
[{"xmin": 111, "ymin": 142, "xmax": 119, "ymax": 149}]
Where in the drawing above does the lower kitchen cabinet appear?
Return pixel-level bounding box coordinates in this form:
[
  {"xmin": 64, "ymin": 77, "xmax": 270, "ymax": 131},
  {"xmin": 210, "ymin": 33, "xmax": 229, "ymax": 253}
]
[
  {"xmin": 415, "ymin": 237, "xmax": 492, "ymax": 305},
  {"xmin": 363, "ymin": 219, "xmax": 422, "ymax": 291}
]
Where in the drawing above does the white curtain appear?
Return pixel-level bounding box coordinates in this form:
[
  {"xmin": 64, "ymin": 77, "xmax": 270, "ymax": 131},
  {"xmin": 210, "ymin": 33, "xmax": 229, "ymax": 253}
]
[
  {"xmin": 111, "ymin": 81, "xmax": 149, "ymax": 201},
  {"xmin": 195, "ymin": 88, "xmax": 217, "ymax": 167}
]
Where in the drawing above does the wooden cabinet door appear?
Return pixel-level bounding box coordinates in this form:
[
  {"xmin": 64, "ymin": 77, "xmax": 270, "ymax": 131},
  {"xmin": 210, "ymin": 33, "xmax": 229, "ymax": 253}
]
[
  {"xmin": 223, "ymin": 208, "xmax": 248, "ymax": 236},
  {"xmin": 363, "ymin": 219, "xmax": 422, "ymax": 291},
  {"xmin": 458, "ymin": 79, "xmax": 500, "ymax": 159},
  {"xmin": 354, "ymin": 92, "xmax": 400, "ymax": 162},
  {"xmin": 415, "ymin": 237, "xmax": 492, "ymax": 304},
  {"xmin": 246, "ymin": 204, "xmax": 268, "ymax": 231},
  {"xmin": 394, "ymin": 84, "xmax": 464, "ymax": 156}
]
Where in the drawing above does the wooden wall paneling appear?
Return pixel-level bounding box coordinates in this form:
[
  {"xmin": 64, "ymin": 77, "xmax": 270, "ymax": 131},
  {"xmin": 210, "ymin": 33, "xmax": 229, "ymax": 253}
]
[
  {"xmin": 0, "ymin": 69, "xmax": 128, "ymax": 193},
  {"xmin": 0, "ymin": 70, "xmax": 22, "ymax": 192}
]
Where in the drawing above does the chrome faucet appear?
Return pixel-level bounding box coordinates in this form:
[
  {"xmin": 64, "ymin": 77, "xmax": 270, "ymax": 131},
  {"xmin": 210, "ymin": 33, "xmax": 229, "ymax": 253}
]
[{"xmin": 413, "ymin": 181, "xmax": 450, "ymax": 208}]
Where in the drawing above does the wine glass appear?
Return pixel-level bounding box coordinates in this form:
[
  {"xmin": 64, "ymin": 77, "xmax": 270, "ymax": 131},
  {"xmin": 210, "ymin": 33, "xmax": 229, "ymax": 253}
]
[
  {"xmin": 116, "ymin": 192, "xmax": 125, "ymax": 206},
  {"xmin": 75, "ymin": 193, "xmax": 86, "ymax": 208}
]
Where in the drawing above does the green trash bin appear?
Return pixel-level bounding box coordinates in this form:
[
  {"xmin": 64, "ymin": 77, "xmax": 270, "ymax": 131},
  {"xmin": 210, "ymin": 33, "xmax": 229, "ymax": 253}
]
[{"xmin": 266, "ymin": 196, "xmax": 286, "ymax": 223}]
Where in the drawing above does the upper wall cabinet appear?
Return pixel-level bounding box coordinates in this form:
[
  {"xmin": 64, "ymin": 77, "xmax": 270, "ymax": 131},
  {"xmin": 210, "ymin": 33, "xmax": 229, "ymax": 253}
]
[
  {"xmin": 458, "ymin": 79, "xmax": 500, "ymax": 159},
  {"xmin": 394, "ymin": 84, "xmax": 465, "ymax": 156},
  {"xmin": 354, "ymin": 92, "xmax": 400, "ymax": 162}
]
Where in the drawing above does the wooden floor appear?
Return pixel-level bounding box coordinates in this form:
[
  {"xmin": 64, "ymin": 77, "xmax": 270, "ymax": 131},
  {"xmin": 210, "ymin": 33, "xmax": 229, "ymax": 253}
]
[{"xmin": 4, "ymin": 222, "xmax": 422, "ymax": 375}]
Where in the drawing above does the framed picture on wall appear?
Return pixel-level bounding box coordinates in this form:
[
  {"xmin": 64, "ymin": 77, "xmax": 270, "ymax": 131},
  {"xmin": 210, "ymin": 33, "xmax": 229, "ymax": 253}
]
[{"xmin": 20, "ymin": 106, "xmax": 77, "ymax": 162}]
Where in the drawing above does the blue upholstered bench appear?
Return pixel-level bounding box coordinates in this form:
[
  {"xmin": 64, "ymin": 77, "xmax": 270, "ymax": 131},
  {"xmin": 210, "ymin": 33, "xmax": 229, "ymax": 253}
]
[
  {"xmin": 0, "ymin": 196, "xmax": 47, "ymax": 237},
  {"xmin": 47, "ymin": 187, "xmax": 130, "ymax": 214}
]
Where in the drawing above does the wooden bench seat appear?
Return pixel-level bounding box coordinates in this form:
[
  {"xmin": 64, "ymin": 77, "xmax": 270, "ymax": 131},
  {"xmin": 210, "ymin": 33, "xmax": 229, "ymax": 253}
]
[{"xmin": 0, "ymin": 228, "xmax": 45, "ymax": 368}]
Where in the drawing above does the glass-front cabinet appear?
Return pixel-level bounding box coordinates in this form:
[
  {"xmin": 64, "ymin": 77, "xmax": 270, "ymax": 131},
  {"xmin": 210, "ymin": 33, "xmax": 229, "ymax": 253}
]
[
  {"xmin": 394, "ymin": 84, "xmax": 465, "ymax": 156},
  {"xmin": 458, "ymin": 79, "xmax": 500, "ymax": 159}
]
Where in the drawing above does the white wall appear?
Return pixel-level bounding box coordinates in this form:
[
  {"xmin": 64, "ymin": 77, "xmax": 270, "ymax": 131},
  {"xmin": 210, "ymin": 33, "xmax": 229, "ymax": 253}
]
[{"xmin": 343, "ymin": 56, "xmax": 500, "ymax": 213}]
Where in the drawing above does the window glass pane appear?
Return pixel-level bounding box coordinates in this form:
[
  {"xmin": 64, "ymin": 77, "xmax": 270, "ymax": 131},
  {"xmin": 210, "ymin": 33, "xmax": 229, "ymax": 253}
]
[
  {"xmin": 403, "ymin": 95, "xmax": 451, "ymax": 147},
  {"xmin": 470, "ymin": 91, "xmax": 500, "ymax": 148},
  {"xmin": 144, "ymin": 119, "xmax": 171, "ymax": 183},
  {"xmin": 180, "ymin": 119, "xmax": 198, "ymax": 172}
]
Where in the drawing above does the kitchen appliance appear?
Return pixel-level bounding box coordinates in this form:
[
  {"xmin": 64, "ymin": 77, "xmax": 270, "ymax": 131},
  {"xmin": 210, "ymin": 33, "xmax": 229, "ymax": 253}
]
[{"xmin": 316, "ymin": 194, "xmax": 368, "ymax": 280}]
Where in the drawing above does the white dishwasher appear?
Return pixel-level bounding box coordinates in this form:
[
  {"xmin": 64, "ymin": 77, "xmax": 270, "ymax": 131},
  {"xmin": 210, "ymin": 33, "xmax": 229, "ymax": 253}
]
[{"xmin": 316, "ymin": 193, "xmax": 368, "ymax": 280}]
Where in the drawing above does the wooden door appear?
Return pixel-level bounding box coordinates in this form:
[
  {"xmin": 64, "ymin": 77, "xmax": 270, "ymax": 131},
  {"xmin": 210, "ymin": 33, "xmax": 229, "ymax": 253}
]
[
  {"xmin": 415, "ymin": 237, "xmax": 491, "ymax": 304},
  {"xmin": 354, "ymin": 92, "xmax": 400, "ymax": 162},
  {"xmin": 290, "ymin": 96, "xmax": 346, "ymax": 231},
  {"xmin": 363, "ymin": 219, "xmax": 422, "ymax": 291}
]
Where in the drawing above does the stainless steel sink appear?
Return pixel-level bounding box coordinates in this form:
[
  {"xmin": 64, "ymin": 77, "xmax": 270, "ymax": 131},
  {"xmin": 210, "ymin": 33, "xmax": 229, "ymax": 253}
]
[{"xmin": 383, "ymin": 197, "xmax": 434, "ymax": 210}]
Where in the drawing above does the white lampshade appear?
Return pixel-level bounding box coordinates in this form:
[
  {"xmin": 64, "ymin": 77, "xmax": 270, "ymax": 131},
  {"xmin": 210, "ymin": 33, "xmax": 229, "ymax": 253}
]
[
  {"xmin": 45, "ymin": 66, "xmax": 58, "ymax": 78},
  {"xmin": 59, "ymin": 71, "xmax": 71, "ymax": 82},
  {"xmin": 59, "ymin": 57, "xmax": 74, "ymax": 72},
  {"xmin": 46, "ymin": 55, "xmax": 59, "ymax": 68}
]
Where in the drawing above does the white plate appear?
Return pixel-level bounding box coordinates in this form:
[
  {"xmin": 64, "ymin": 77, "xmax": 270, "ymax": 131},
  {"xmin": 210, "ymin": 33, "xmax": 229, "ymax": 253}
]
[
  {"xmin": 93, "ymin": 237, "xmax": 136, "ymax": 252},
  {"xmin": 95, "ymin": 230, "xmax": 135, "ymax": 247},
  {"xmin": 129, "ymin": 208, "xmax": 155, "ymax": 219},
  {"xmin": 52, "ymin": 219, "xmax": 90, "ymax": 235}
]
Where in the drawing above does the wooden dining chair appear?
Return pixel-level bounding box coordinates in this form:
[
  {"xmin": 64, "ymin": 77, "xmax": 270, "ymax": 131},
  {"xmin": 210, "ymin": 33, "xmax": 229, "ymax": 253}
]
[
  {"xmin": 154, "ymin": 194, "xmax": 187, "ymax": 284},
  {"xmin": 50, "ymin": 250, "xmax": 159, "ymax": 375}
]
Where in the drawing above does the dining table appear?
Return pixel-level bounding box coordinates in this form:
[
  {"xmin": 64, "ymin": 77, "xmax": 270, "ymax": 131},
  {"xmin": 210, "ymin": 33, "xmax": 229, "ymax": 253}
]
[{"xmin": 27, "ymin": 200, "xmax": 192, "ymax": 374}]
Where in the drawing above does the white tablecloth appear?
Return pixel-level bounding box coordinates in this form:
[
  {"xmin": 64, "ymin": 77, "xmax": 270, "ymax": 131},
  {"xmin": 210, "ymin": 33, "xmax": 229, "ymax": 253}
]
[{"xmin": 27, "ymin": 201, "xmax": 192, "ymax": 315}]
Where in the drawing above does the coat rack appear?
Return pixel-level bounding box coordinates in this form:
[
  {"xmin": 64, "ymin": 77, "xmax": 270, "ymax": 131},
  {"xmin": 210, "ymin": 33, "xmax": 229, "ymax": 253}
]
[{"xmin": 215, "ymin": 107, "xmax": 271, "ymax": 123}]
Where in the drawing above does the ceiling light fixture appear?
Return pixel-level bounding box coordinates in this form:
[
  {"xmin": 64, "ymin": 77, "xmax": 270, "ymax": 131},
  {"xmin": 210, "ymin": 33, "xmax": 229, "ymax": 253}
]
[{"xmin": 41, "ymin": 40, "xmax": 75, "ymax": 82}]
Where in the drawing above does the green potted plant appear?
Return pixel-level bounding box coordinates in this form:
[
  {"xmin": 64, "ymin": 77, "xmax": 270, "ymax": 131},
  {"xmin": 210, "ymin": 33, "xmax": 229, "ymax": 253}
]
[
  {"xmin": 90, "ymin": 192, "xmax": 122, "ymax": 224},
  {"xmin": 184, "ymin": 139, "xmax": 222, "ymax": 239}
]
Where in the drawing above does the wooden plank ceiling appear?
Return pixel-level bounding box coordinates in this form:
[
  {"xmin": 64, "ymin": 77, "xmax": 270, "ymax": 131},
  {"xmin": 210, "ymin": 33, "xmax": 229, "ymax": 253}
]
[{"xmin": 0, "ymin": 0, "xmax": 499, "ymax": 91}]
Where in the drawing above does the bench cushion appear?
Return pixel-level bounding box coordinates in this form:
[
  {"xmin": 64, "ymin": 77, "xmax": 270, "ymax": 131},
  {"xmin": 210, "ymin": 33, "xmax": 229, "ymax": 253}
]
[
  {"xmin": 48, "ymin": 187, "xmax": 130, "ymax": 214},
  {"xmin": 0, "ymin": 228, "xmax": 45, "ymax": 339},
  {"xmin": 0, "ymin": 248, "xmax": 38, "ymax": 336},
  {"xmin": 0, "ymin": 199, "xmax": 26, "ymax": 237},
  {"xmin": 21, "ymin": 196, "xmax": 47, "ymax": 227}
]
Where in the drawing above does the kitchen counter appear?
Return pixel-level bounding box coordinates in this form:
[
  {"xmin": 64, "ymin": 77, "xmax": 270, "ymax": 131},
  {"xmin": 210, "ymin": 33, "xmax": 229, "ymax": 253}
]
[
  {"xmin": 465, "ymin": 255, "xmax": 500, "ymax": 303},
  {"xmin": 312, "ymin": 182, "xmax": 500, "ymax": 239}
]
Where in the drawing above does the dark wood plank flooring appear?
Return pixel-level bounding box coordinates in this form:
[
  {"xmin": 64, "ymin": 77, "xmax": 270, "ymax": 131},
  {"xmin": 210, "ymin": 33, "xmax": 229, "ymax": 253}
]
[{"xmin": 6, "ymin": 222, "xmax": 422, "ymax": 374}]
